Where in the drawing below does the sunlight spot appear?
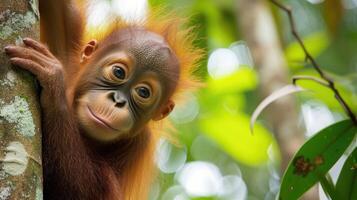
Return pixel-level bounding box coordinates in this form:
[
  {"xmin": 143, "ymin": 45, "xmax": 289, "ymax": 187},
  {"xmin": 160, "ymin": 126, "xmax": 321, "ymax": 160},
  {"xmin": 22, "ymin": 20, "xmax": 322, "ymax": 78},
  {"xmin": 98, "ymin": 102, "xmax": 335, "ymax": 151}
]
[
  {"xmin": 170, "ymin": 93, "xmax": 199, "ymax": 124},
  {"xmin": 86, "ymin": 0, "xmax": 148, "ymax": 27},
  {"xmin": 176, "ymin": 161, "xmax": 222, "ymax": 197},
  {"xmin": 112, "ymin": 0, "xmax": 148, "ymax": 22},
  {"xmin": 161, "ymin": 185, "xmax": 189, "ymax": 200},
  {"xmin": 207, "ymin": 48, "xmax": 239, "ymax": 79},
  {"xmin": 306, "ymin": 0, "xmax": 325, "ymax": 4},
  {"xmin": 230, "ymin": 41, "xmax": 254, "ymax": 68},
  {"xmin": 87, "ymin": 1, "xmax": 111, "ymax": 27},
  {"xmin": 156, "ymin": 139, "xmax": 187, "ymax": 174},
  {"xmin": 301, "ymin": 101, "xmax": 336, "ymax": 137},
  {"xmin": 218, "ymin": 175, "xmax": 247, "ymax": 200}
]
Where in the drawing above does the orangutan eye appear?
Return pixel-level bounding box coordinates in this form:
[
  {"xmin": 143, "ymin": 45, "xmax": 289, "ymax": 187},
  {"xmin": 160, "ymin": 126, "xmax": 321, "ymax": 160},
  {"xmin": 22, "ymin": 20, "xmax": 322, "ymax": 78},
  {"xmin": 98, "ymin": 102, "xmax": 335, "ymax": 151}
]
[
  {"xmin": 136, "ymin": 86, "xmax": 151, "ymax": 99},
  {"xmin": 112, "ymin": 66, "xmax": 126, "ymax": 80}
]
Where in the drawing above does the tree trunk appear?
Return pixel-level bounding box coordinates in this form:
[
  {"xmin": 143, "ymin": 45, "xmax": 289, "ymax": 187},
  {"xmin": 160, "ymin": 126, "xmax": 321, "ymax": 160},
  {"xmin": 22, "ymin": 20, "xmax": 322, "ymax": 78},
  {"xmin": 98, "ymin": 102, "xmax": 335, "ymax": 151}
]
[
  {"xmin": 236, "ymin": 0, "xmax": 304, "ymax": 171},
  {"xmin": 0, "ymin": 0, "xmax": 42, "ymax": 199},
  {"xmin": 236, "ymin": 0, "xmax": 318, "ymax": 199}
]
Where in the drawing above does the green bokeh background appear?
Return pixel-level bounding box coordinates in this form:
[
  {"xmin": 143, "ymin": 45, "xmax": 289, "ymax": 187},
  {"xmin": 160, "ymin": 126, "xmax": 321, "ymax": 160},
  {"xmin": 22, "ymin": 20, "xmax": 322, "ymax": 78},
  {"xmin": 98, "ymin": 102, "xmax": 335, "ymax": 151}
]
[{"xmin": 145, "ymin": 0, "xmax": 357, "ymax": 199}]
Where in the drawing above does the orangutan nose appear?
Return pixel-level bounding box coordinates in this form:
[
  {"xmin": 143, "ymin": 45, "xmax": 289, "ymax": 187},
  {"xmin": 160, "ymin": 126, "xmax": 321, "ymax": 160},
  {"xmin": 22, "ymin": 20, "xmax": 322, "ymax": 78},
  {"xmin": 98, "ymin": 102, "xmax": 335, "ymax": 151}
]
[{"xmin": 108, "ymin": 91, "xmax": 127, "ymax": 108}]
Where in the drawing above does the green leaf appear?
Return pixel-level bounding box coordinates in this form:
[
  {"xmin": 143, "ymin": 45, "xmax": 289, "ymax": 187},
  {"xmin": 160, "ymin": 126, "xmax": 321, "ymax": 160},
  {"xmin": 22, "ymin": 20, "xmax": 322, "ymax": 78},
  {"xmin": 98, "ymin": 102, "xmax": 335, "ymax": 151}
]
[
  {"xmin": 335, "ymin": 147, "xmax": 357, "ymax": 200},
  {"xmin": 279, "ymin": 120, "xmax": 357, "ymax": 200}
]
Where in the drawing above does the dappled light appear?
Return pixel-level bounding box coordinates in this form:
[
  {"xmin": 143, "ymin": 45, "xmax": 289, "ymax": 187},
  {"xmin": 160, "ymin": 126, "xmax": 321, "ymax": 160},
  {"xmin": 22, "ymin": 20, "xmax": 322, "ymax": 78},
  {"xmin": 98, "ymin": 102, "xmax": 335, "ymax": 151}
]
[
  {"xmin": 87, "ymin": 0, "xmax": 148, "ymax": 27},
  {"xmin": 176, "ymin": 161, "xmax": 222, "ymax": 197},
  {"xmin": 306, "ymin": 0, "xmax": 325, "ymax": 4},
  {"xmin": 207, "ymin": 48, "xmax": 240, "ymax": 79},
  {"xmin": 301, "ymin": 101, "xmax": 336, "ymax": 137},
  {"xmin": 230, "ymin": 41, "xmax": 255, "ymax": 68},
  {"xmin": 156, "ymin": 139, "xmax": 187, "ymax": 174},
  {"xmin": 169, "ymin": 93, "xmax": 199, "ymax": 124}
]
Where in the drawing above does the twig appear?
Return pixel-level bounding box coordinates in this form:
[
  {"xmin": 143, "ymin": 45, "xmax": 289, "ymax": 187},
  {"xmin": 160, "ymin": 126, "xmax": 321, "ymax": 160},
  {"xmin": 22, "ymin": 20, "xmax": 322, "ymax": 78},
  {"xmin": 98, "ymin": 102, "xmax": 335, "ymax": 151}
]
[
  {"xmin": 270, "ymin": 0, "xmax": 357, "ymax": 125},
  {"xmin": 292, "ymin": 75, "xmax": 329, "ymax": 87}
]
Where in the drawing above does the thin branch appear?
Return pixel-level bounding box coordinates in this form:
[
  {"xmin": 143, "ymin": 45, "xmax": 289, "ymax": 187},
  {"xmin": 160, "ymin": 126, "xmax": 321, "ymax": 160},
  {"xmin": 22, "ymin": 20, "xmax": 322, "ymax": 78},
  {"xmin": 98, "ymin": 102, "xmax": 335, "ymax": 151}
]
[
  {"xmin": 292, "ymin": 75, "xmax": 329, "ymax": 87},
  {"xmin": 270, "ymin": 0, "xmax": 357, "ymax": 124}
]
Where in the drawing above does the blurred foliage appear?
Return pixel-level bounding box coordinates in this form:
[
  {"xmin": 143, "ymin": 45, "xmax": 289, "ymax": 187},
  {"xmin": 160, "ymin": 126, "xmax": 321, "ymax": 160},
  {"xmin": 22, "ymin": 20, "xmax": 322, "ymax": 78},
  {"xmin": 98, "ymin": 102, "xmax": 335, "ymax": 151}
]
[
  {"xmin": 144, "ymin": 0, "xmax": 357, "ymax": 200},
  {"xmin": 285, "ymin": 31, "xmax": 330, "ymax": 69},
  {"xmin": 199, "ymin": 68, "xmax": 277, "ymax": 166}
]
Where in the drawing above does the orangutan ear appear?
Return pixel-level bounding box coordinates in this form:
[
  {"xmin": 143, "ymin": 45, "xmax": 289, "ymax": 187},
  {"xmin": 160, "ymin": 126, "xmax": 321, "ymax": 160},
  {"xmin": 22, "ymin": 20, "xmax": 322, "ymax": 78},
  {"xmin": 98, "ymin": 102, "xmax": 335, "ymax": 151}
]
[
  {"xmin": 80, "ymin": 39, "xmax": 98, "ymax": 63},
  {"xmin": 153, "ymin": 100, "xmax": 175, "ymax": 121}
]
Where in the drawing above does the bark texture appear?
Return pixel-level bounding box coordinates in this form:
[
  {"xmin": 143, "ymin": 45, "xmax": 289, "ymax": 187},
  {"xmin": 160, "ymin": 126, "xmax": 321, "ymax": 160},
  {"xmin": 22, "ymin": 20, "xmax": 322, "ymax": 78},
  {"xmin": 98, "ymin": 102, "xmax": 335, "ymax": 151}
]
[
  {"xmin": 236, "ymin": 0, "xmax": 317, "ymax": 199},
  {"xmin": 236, "ymin": 0, "xmax": 304, "ymax": 171},
  {"xmin": 0, "ymin": 0, "xmax": 42, "ymax": 199}
]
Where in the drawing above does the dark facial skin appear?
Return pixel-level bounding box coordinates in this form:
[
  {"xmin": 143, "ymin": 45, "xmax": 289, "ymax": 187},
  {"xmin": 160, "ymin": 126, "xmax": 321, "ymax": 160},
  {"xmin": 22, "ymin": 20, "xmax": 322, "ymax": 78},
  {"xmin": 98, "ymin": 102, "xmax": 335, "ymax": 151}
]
[{"xmin": 75, "ymin": 28, "xmax": 180, "ymax": 142}]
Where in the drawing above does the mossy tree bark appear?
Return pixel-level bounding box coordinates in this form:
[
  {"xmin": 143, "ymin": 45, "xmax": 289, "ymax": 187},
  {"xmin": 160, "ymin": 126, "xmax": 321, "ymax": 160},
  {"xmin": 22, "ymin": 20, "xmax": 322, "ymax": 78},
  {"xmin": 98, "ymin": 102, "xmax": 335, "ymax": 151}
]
[{"xmin": 0, "ymin": 0, "xmax": 42, "ymax": 199}]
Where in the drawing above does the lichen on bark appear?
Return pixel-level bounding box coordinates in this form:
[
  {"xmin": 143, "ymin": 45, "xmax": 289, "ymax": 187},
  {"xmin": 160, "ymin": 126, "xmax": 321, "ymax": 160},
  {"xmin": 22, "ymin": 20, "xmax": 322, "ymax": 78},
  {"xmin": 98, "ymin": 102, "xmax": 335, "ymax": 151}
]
[{"xmin": 0, "ymin": 0, "xmax": 42, "ymax": 199}]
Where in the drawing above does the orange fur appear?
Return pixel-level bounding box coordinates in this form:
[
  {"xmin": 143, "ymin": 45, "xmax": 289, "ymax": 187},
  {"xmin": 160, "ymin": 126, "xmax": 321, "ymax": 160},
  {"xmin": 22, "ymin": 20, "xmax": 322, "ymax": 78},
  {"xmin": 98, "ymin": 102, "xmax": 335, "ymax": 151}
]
[
  {"xmin": 120, "ymin": 130, "xmax": 159, "ymax": 200},
  {"xmin": 38, "ymin": 1, "xmax": 203, "ymax": 200},
  {"xmin": 75, "ymin": 4, "xmax": 203, "ymax": 200}
]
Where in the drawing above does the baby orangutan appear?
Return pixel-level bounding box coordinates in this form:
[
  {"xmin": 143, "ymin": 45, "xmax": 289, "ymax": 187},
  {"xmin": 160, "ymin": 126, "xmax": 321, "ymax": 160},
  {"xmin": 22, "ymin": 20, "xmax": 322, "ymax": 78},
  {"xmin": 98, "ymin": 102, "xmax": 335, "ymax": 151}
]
[{"xmin": 4, "ymin": 1, "xmax": 200, "ymax": 199}]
